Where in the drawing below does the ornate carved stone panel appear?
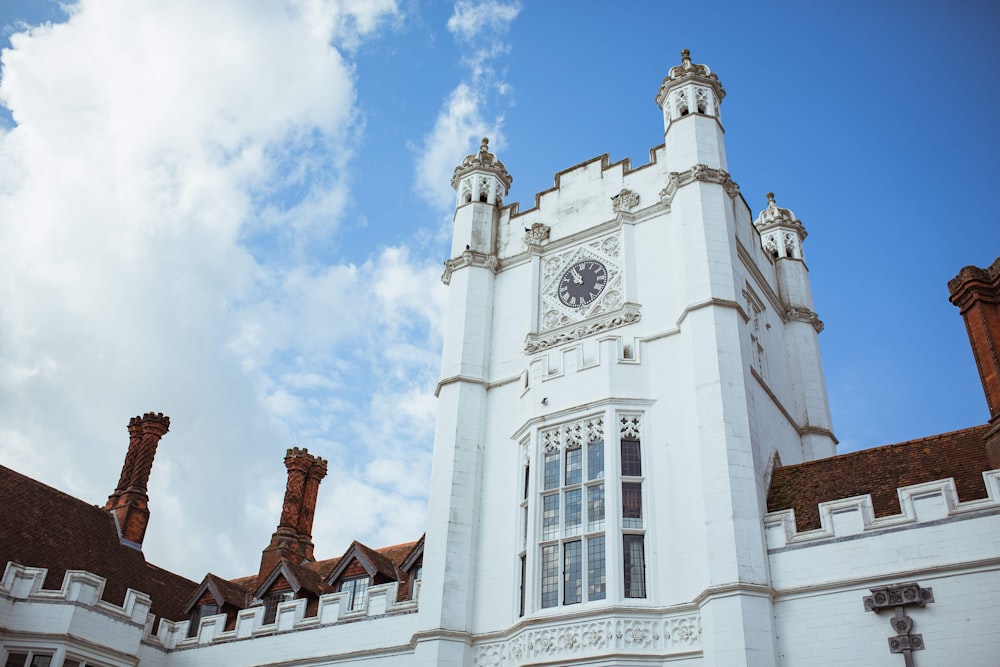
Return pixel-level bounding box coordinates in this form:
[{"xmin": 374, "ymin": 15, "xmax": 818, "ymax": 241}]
[
  {"xmin": 471, "ymin": 611, "xmax": 702, "ymax": 666},
  {"xmin": 527, "ymin": 233, "xmax": 638, "ymax": 352}
]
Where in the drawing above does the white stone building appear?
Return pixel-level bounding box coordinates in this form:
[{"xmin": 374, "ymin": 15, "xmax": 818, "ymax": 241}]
[{"xmin": 3, "ymin": 50, "xmax": 999, "ymax": 667}]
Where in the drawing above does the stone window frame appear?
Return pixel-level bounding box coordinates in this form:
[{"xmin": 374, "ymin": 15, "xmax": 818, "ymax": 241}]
[{"xmin": 521, "ymin": 408, "xmax": 649, "ymax": 615}]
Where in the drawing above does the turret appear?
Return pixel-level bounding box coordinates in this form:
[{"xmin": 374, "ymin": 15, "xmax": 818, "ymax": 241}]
[
  {"xmin": 754, "ymin": 194, "xmax": 836, "ymax": 459},
  {"xmin": 419, "ymin": 140, "xmax": 511, "ymax": 662},
  {"xmin": 655, "ymin": 49, "xmax": 728, "ymax": 171},
  {"xmin": 448, "ymin": 137, "xmax": 511, "ymax": 258}
]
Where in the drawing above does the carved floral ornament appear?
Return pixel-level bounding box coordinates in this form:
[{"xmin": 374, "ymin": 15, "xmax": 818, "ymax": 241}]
[
  {"xmin": 525, "ymin": 304, "xmax": 640, "ymax": 354},
  {"xmin": 472, "ymin": 614, "xmax": 702, "ymax": 667},
  {"xmin": 659, "ymin": 164, "xmax": 740, "ymax": 206},
  {"xmin": 524, "ymin": 222, "xmax": 551, "ymax": 246},
  {"xmin": 611, "ymin": 188, "xmax": 640, "ymax": 212}
]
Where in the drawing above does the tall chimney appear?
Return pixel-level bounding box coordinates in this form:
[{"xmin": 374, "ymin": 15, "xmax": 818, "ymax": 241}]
[
  {"xmin": 258, "ymin": 448, "xmax": 327, "ymax": 582},
  {"xmin": 104, "ymin": 412, "xmax": 170, "ymax": 547},
  {"xmin": 948, "ymin": 256, "xmax": 1000, "ymax": 467},
  {"xmin": 297, "ymin": 456, "xmax": 328, "ymax": 561}
]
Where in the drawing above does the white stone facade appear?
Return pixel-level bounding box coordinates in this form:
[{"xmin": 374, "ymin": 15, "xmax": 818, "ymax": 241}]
[{"xmin": 4, "ymin": 52, "xmax": 999, "ymax": 667}]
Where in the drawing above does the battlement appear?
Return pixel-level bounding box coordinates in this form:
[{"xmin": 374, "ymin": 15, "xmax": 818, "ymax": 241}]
[
  {"xmin": 764, "ymin": 470, "xmax": 1000, "ymax": 549},
  {"xmin": 0, "ymin": 561, "xmax": 419, "ymax": 653},
  {"xmin": 161, "ymin": 580, "xmax": 419, "ymax": 649}
]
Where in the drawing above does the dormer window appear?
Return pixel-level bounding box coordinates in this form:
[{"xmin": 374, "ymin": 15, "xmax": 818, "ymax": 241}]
[
  {"xmin": 263, "ymin": 590, "xmax": 291, "ymax": 624},
  {"xmin": 339, "ymin": 576, "xmax": 369, "ymax": 610},
  {"xmin": 187, "ymin": 602, "xmax": 219, "ymax": 637}
]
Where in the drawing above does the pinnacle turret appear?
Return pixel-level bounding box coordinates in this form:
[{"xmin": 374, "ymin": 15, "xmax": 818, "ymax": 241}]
[
  {"xmin": 451, "ymin": 137, "xmax": 512, "ymax": 208},
  {"xmin": 754, "ymin": 192, "xmax": 807, "ymax": 261},
  {"xmin": 655, "ymin": 49, "xmax": 726, "ymax": 124}
]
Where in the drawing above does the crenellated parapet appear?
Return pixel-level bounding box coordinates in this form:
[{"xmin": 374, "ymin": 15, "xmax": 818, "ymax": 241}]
[
  {"xmin": 0, "ymin": 563, "xmax": 153, "ymax": 648},
  {"xmin": 160, "ymin": 579, "xmax": 419, "ymax": 649},
  {"xmin": 764, "ymin": 470, "xmax": 1000, "ymax": 549},
  {"xmin": 0, "ymin": 562, "xmax": 419, "ymax": 655}
]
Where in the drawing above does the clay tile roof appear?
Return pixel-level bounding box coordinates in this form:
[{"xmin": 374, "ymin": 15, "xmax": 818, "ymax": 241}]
[
  {"xmin": 353, "ymin": 541, "xmax": 402, "ymax": 580},
  {"xmin": 0, "ymin": 464, "xmax": 198, "ymax": 622},
  {"xmin": 284, "ymin": 559, "xmax": 335, "ymax": 596},
  {"xmin": 767, "ymin": 424, "xmax": 993, "ymax": 532},
  {"xmin": 204, "ymin": 572, "xmax": 253, "ymax": 609}
]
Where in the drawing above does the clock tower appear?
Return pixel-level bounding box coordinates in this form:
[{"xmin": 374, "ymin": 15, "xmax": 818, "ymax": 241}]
[{"xmin": 419, "ymin": 51, "xmax": 835, "ymax": 667}]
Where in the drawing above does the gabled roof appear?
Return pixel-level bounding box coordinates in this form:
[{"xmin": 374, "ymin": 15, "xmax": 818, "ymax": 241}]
[
  {"xmin": 184, "ymin": 572, "xmax": 252, "ymax": 614},
  {"xmin": 253, "ymin": 559, "xmax": 335, "ymax": 600},
  {"xmin": 767, "ymin": 424, "xmax": 993, "ymax": 531},
  {"xmin": 326, "ymin": 540, "xmax": 402, "ymax": 585},
  {"xmin": 0, "ymin": 464, "xmax": 198, "ymax": 621},
  {"xmin": 400, "ymin": 535, "xmax": 424, "ymax": 573}
]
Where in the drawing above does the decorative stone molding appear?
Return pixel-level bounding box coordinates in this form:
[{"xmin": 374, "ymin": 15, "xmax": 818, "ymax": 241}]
[
  {"xmin": 863, "ymin": 583, "xmax": 934, "ymax": 613},
  {"xmin": 472, "ymin": 612, "xmax": 701, "ymax": 666},
  {"xmin": 611, "ymin": 188, "xmax": 639, "ymax": 212},
  {"xmin": 525, "ymin": 303, "xmax": 641, "ymax": 354},
  {"xmin": 524, "ymin": 222, "xmax": 551, "ymax": 246},
  {"xmin": 537, "ymin": 233, "xmax": 624, "ymax": 332},
  {"xmin": 659, "ymin": 164, "xmax": 740, "ymax": 205},
  {"xmin": 864, "ymin": 583, "xmax": 934, "ymax": 662},
  {"xmin": 619, "ymin": 413, "xmax": 641, "ymax": 440},
  {"xmin": 541, "ymin": 415, "xmax": 605, "ymax": 453},
  {"xmin": 785, "ymin": 307, "xmax": 824, "ymax": 333},
  {"xmin": 441, "ymin": 250, "xmax": 500, "ymax": 285}
]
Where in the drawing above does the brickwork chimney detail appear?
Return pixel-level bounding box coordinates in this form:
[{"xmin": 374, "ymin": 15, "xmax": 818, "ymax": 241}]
[
  {"xmin": 258, "ymin": 448, "xmax": 328, "ymax": 582},
  {"xmin": 948, "ymin": 256, "xmax": 1000, "ymax": 467},
  {"xmin": 104, "ymin": 412, "xmax": 170, "ymax": 547}
]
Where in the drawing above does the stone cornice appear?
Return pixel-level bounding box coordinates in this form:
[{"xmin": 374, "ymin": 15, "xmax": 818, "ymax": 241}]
[
  {"xmin": 659, "ymin": 164, "xmax": 740, "ymax": 206},
  {"xmin": 441, "ymin": 250, "xmax": 499, "ymax": 285},
  {"xmin": 691, "ymin": 582, "xmax": 773, "ymax": 607},
  {"xmin": 785, "ymin": 307, "xmax": 824, "ymax": 333},
  {"xmin": 525, "ymin": 303, "xmax": 641, "ymax": 354},
  {"xmin": 435, "ymin": 374, "xmax": 489, "ymax": 397}
]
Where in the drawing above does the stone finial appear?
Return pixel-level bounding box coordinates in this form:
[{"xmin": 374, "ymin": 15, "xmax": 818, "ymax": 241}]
[
  {"xmin": 450, "ymin": 135, "xmax": 512, "ymax": 193},
  {"xmin": 655, "ymin": 48, "xmax": 726, "ymax": 110}
]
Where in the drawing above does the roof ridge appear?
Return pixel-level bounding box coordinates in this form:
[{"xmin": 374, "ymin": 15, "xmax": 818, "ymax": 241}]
[{"xmin": 777, "ymin": 423, "xmax": 990, "ymax": 471}]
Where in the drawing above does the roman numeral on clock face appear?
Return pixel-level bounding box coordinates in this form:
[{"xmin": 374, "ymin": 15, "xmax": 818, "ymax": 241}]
[{"xmin": 556, "ymin": 259, "xmax": 609, "ymax": 308}]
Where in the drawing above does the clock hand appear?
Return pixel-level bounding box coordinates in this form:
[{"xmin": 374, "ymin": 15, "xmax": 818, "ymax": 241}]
[{"xmin": 571, "ymin": 267, "xmax": 583, "ymax": 284}]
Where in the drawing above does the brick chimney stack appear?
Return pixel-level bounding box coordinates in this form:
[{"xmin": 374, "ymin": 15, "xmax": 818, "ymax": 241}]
[
  {"xmin": 258, "ymin": 448, "xmax": 328, "ymax": 582},
  {"xmin": 948, "ymin": 256, "xmax": 1000, "ymax": 468},
  {"xmin": 104, "ymin": 412, "xmax": 170, "ymax": 547}
]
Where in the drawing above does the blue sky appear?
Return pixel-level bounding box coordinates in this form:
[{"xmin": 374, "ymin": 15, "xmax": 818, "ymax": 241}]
[{"xmin": 1, "ymin": 1, "xmax": 997, "ymax": 581}]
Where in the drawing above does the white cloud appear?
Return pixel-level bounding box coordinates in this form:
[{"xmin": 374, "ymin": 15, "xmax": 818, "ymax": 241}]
[
  {"xmin": 447, "ymin": 0, "xmax": 521, "ymax": 42},
  {"xmin": 414, "ymin": 0, "xmax": 520, "ymax": 210},
  {"xmin": 0, "ymin": 0, "xmax": 433, "ymax": 581}
]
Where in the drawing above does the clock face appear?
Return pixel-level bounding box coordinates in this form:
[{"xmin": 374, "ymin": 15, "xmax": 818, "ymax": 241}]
[{"xmin": 558, "ymin": 260, "xmax": 608, "ymax": 308}]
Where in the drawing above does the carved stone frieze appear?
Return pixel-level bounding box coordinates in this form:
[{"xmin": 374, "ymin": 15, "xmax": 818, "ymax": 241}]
[
  {"xmin": 785, "ymin": 307, "xmax": 824, "ymax": 333},
  {"xmin": 525, "ymin": 303, "xmax": 641, "ymax": 354},
  {"xmin": 441, "ymin": 250, "xmax": 500, "ymax": 285},
  {"xmin": 659, "ymin": 163, "xmax": 740, "ymax": 206},
  {"xmin": 472, "ymin": 612, "xmax": 701, "ymax": 666},
  {"xmin": 611, "ymin": 188, "xmax": 640, "ymax": 212},
  {"xmin": 542, "ymin": 416, "xmax": 605, "ymax": 453},
  {"xmin": 524, "ymin": 222, "xmax": 551, "ymax": 246}
]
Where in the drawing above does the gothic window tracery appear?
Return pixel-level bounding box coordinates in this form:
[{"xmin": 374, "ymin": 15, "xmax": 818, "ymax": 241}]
[{"xmin": 524, "ymin": 412, "xmax": 647, "ymax": 614}]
